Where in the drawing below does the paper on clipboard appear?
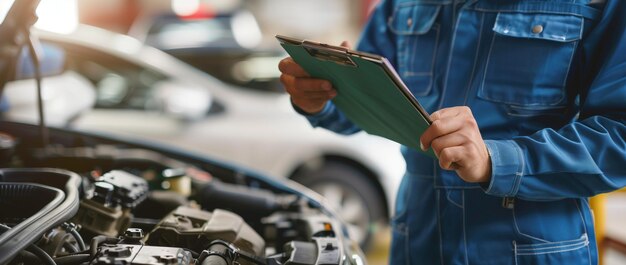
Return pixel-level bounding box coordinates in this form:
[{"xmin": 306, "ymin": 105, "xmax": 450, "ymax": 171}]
[{"xmin": 276, "ymin": 35, "xmax": 435, "ymax": 157}]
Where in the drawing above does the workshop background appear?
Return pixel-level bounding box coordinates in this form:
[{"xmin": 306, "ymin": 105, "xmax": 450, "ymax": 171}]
[{"xmin": 1, "ymin": 0, "xmax": 624, "ymax": 264}]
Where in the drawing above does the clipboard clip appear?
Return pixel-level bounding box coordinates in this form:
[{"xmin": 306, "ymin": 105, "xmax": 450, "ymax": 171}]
[{"xmin": 302, "ymin": 41, "xmax": 357, "ymax": 68}]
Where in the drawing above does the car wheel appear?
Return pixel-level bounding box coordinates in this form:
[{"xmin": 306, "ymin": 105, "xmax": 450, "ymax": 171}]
[{"xmin": 293, "ymin": 161, "xmax": 384, "ymax": 251}]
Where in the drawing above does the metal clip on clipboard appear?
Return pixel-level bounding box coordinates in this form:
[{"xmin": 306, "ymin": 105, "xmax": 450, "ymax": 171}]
[{"xmin": 302, "ymin": 41, "xmax": 357, "ymax": 67}]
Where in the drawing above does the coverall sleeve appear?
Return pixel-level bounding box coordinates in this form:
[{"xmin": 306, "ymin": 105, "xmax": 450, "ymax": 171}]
[{"xmin": 483, "ymin": 2, "xmax": 626, "ymax": 200}]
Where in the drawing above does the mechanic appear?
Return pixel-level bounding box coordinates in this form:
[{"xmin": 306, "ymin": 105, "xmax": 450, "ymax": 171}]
[{"xmin": 278, "ymin": 0, "xmax": 626, "ymax": 264}]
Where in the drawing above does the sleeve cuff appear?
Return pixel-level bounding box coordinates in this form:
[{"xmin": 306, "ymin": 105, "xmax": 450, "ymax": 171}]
[
  {"xmin": 291, "ymin": 100, "xmax": 336, "ymax": 125},
  {"xmin": 482, "ymin": 140, "xmax": 525, "ymax": 197}
]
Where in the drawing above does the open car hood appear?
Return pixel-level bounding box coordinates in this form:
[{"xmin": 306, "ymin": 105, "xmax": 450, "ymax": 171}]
[{"xmin": 0, "ymin": 121, "xmax": 366, "ymax": 265}]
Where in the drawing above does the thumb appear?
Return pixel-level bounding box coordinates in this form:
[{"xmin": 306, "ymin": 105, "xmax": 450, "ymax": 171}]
[{"xmin": 340, "ymin": 41, "xmax": 352, "ymax": 49}]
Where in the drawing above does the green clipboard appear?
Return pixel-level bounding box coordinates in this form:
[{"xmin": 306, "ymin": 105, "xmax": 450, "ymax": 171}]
[{"xmin": 277, "ymin": 35, "xmax": 435, "ymax": 157}]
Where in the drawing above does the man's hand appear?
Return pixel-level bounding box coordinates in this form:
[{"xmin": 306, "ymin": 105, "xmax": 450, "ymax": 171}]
[
  {"xmin": 420, "ymin": 106, "xmax": 492, "ymax": 183},
  {"xmin": 278, "ymin": 41, "xmax": 350, "ymax": 114},
  {"xmin": 278, "ymin": 58, "xmax": 336, "ymax": 114}
]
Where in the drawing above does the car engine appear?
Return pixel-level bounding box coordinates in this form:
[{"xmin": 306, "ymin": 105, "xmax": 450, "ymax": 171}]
[{"xmin": 0, "ymin": 125, "xmax": 364, "ymax": 265}]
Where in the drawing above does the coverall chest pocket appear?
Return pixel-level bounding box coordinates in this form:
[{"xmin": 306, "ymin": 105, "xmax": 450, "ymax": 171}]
[
  {"xmin": 479, "ymin": 12, "xmax": 583, "ymax": 108},
  {"xmin": 388, "ymin": 1, "xmax": 445, "ymax": 96}
]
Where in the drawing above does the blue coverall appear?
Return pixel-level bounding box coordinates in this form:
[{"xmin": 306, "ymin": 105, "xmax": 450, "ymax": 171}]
[{"xmin": 298, "ymin": 0, "xmax": 626, "ymax": 264}]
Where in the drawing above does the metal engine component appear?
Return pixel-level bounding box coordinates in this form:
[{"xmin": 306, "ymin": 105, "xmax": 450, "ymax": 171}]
[
  {"xmin": 145, "ymin": 206, "xmax": 265, "ymax": 256},
  {"xmin": 37, "ymin": 223, "xmax": 85, "ymax": 257},
  {"xmin": 284, "ymin": 238, "xmax": 341, "ymax": 265},
  {"xmin": 71, "ymin": 170, "xmax": 149, "ymax": 237},
  {"xmin": 93, "ymin": 244, "xmax": 193, "ymax": 265},
  {"xmin": 197, "ymin": 180, "xmax": 297, "ymax": 217},
  {"xmin": 72, "ymin": 198, "xmax": 131, "ymax": 237},
  {"xmin": 96, "ymin": 170, "xmax": 150, "ymax": 209},
  {"xmin": 265, "ymin": 238, "xmax": 342, "ymax": 265}
]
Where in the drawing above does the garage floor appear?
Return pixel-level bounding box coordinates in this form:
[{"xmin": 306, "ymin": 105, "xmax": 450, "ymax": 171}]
[
  {"xmin": 605, "ymin": 192, "xmax": 626, "ymax": 265},
  {"xmin": 365, "ymin": 226, "xmax": 391, "ymax": 265}
]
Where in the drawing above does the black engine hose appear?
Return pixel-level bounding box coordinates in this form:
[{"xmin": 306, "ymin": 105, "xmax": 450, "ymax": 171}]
[
  {"xmin": 63, "ymin": 241, "xmax": 79, "ymax": 253},
  {"xmin": 89, "ymin": 235, "xmax": 121, "ymax": 259},
  {"xmin": 53, "ymin": 254, "xmax": 90, "ymax": 265},
  {"xmin": 16, "ymin": 249, "xmax": 40, "ymax": 264},
  {"xmin": 69, "ymin": 229, "xmax": 86, "ymax": 251},
  {"xmin": 62, "ymin": 223, "xmax": 86, "ymax": 251},
  {"xmin": 3, "ymin": 237, "xmax": 58, "ymax": 265},
  {"xmin": 0, "ymin": 169, "xmax": 81, "ymax": 265},
  {"xmin": 0, "ymin": 184, "xmax": 63, "ymax": 263},
  {"xmin": 26, "ymin": 244, "xmax": 57, "ymax": 265}
]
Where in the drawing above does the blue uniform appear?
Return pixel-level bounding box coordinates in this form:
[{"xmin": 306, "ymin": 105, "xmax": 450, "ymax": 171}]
[{"xmin": 298, "ymin": 0, "xmax": 626, "ymax": 264}]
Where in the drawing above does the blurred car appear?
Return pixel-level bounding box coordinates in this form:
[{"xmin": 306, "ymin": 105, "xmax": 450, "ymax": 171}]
[
  {"xmin": 0, "ymin": 2, "xmax": 365, "ymax": 264},
  {"xmin": 129, "ymin": 11, "xmax": 285, "ymax": 92},
  {"xmin": 2, "ymin": 25, "xmax": 405, "ymax": 249}
]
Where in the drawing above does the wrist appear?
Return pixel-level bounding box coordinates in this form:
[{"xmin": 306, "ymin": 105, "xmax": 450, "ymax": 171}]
[
  {"xmin": 292, "ymin": 100, "xmax": 326, "ymax": 115},
  {"xmin": 481, "ymin": 150, "xmax": 492, "ymax": 183}
]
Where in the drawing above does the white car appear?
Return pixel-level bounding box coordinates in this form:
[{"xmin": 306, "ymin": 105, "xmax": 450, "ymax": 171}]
[{"xmin": 2, "ymin": 25, "xmax": 405, "ymax": 249}]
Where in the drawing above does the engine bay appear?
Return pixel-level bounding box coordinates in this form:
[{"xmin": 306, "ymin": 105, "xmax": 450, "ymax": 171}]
[{"xmin": 0, "ymin": 123, "xmax": 364, "ymax": 265}]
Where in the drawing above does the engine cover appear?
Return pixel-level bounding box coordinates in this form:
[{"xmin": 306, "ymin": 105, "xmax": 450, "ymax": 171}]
[
  {"xmin": 93, "ymin": 244, "xmax": 193, "ymax": 265},
  {"xmin": 145, "ymin": 206, "xmax": 265, "ymax": 256}
]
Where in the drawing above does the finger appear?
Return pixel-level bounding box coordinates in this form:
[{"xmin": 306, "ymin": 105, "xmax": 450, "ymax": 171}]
[
  {"xmin": 294, "ymin": 78, "xmax": 335, "ymax": 92},
  {"xmin": 420, "ymin": 116, "xmax": 465, "ymax": 151},
  {"xmin": 280, "ymin": 74, "xmax": 298, "ymax": 94},
  {"xmin": 429, "ymin": 106, "xmax": 472, "ymax": 121},
  {"xmin": 430, "ymin": 133, "xmax": 469, "ymax": 158},
  {"xmin": 278, "ymin": 57, "xmax": 310, "ymax": 77},
  {"xmin": 294, "ymin": 97, "xmax": 334, "ymax": 107},
  {"xmin": 429, "ymin": 108, "xmax": 459, "ymax": 121},
  {"xmin": 438, "ymin": 146, "xmax": 465, "ymax": 171},
  {"xmin": 340, "ymin": 41, "xmax": 352, "ymax": 49},
  {"xmin": 291, "ymin": 90, "xmax": 337, "ymax": 100},
  {"xmin": 280, "ymin": 75, "xmax": 334, "ymax": 95}
]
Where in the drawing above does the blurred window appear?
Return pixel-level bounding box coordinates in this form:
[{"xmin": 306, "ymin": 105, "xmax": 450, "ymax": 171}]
[
  {"xmin": 131, "ymin": 12, "xmax": 282, "ymax": 93},
  {"xmin": 147, "ymin": 18, "xmax": 234, "ymax": 50},
  {"xmin": 53, "ymin": 43, "xmax": 169, "ymax": 111}
]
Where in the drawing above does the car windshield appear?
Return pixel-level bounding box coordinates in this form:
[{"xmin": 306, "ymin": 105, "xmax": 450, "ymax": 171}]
[
  {"xmin": 146, "ymin": 17, "xmax": 235, "ymax": 50},
  {"xmin": 136, "ymin": 13, "xmax": 282, "ymax": 93},
  {"xmin": 59, "ymin": 42, "xmax": 169, "ymax": 110}
]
